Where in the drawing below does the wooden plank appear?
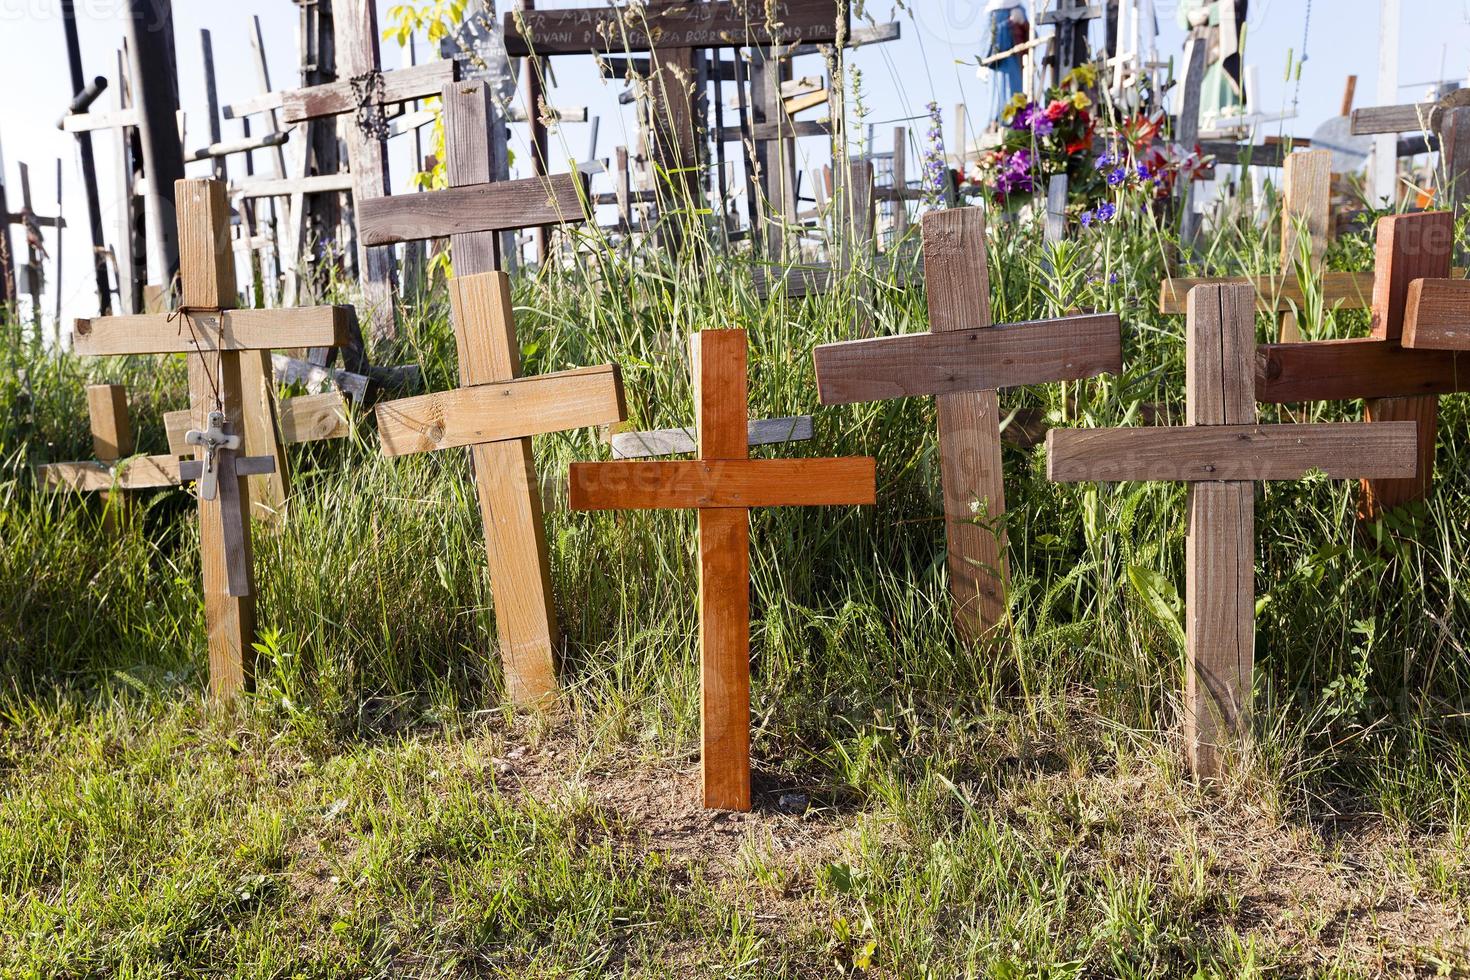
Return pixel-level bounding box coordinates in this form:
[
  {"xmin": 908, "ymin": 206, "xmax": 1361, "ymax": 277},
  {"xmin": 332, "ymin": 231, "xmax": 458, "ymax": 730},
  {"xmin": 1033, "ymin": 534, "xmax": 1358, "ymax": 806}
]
[
  {"xmin": 271, "ymin": 354, "xmax": 371, "ymax": 404},
  {"xmin": 691, "ymin": 329, "xmax": 751, "ymax": 812},
  {"xmin": 1351, "ymin": 101, "xmax": 1436, "ymax": 135},
  {"xmin": 356, "ymin": 172, "xmax": 586, "ymax": 246},
  {"xmin": 86, "ymin": 384, "xmax": 133, "ymax": 460},
  {"xmin": 1403, "ymin": 278, "xmax": 1470, "ymax": 349},
  {"xmin": 1044, "ymin": 423, "xmax": 1419, "ymax": 482},
  {"xmin": 279, "ymin": 60, "xmax": 455, "ymax": 123},
  {"xmin": 812, "ymin": 313, "xmax": 1121, "ymax": 404},
  {"xmin": 1279, "ymin": 150, "xmax": 1333, "ymax": 341},
  {"xmin": 699, "ymin": 506, "xmax": 750, "ymax": 811},
  {"xmin": 222, "ymin": 89, "xmax": 285, "ymax": 120},
  {"xmin": 1365, "ymin": 210, "xmax": 1453, "ymax": 516},
  {"xmin": 503, "ymin": 1, "xmax": 848, "ymax": 56},
  {"xmin": 72, "ymin": 306, "xmax": 349, "ymax": 355},
  {"xmin": 567, "ymin": 458, "xmax": 876, "ymax": 510},
  {"xmin": 231, "ymin": 172, "xmax": 355, "ymax": 200},
  {"xmin": 164, "ymin": 409, "xmax": 191, "ymax": 456},
  {"xmin": 240, "ymin": 350, "xmax": 289, "ymax": 520},
  {"xmin": 38, "ymin": 454, "xmax": 184, "ymax": 491},
  {"xmin": 1183, "ymin": 282, "xmax": 1254, "ymax": 779},
  {"xmin": 376, "ymin": 364, "xmax": 624, "ymax": 456},
  {"xmin": 177, "ymin": 179, "xmax": 255, "ymax": 698},
  {"xmin": 611, "ymin": 416, "xmax": 813, "ymax": 459},
  {"xmin": 1160, "ymin": 271, "xmax": 1375, "ymax": 314},
  {"xmin": 179, "ymin": 455, "xmax": 276, "ymax": 482},
  {"xmin": 1256, "ymin": 337, "xmax": 1469, "ymax": 401},
  {"xmin": 922, "ymin": 209, "xmax": 1008, "ymax": 639},
  {"xmin": 278, "ymin": 391, "xmax": 350, "ymax": 443}
]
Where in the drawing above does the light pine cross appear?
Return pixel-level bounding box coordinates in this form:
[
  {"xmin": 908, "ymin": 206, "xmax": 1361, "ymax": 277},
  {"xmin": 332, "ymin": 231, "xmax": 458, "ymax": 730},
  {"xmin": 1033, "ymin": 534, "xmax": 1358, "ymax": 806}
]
[
  {"xmin": 362, "ymin": 80, "xmax": 624, "ymax": 708},
  {"xmin": 569, "ymin": 329, "xmax": 877, "ymax": 811},
  {"xmin": 1047, "ymin": 283, "xmax": 1418, "ymax": 777},
  {"xmin": 812, "ymin": 207, "xmax": 1122, "ymax": 640},
  {"xmin": 70, "ymin": 178, "xmax": 352, "ymax": 698},
  {"xmin": 1257, "ymin": 211, "xmax": 1470, "ymax": 519}
]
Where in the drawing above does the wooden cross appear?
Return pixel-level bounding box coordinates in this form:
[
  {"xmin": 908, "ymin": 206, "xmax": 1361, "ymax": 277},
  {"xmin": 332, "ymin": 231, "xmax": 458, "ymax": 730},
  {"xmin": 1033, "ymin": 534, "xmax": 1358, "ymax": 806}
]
[
  {"xmin": 505, "ymin": 1, "xmax": 848, "ymax": 241},
  {"xmin": 1352, "ymin": 98, "xmax": 1470, "ymax": 261},
  {"xmin": 1039, "ymin": 1, "xmax": 1103, "ymax": 85},
  {"xmin": 1048, "ymin": 283, "xmax": 1418, "ymax": 777},
  {"xmin": 570, "ymin": 329, "xmax": 876, "ymax": 811},
  {"xmin": 70, "ymin": 178, "xmax": 352, "ymax": 698},
  {"xmin": 1258, "ymin": 210, "xmax": 1470, "ymax": 519},
  {"xmin": 277, "ymin": 0, "xmax": 458, "ymax": 342},
  {"xmin": 812, "ymin": 209, "xmax": 1122, "ymax": 639},
  {"xmin": 1, "ymin": 159, "xmax": 65, "ymax": 317},
  {"xmin": 361, "ymin": 80, "xmax": 623, "ymax": 707}
]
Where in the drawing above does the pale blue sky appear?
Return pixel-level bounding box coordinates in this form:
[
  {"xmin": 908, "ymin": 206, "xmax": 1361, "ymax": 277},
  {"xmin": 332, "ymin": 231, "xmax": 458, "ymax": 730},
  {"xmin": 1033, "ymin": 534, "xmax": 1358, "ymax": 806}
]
[{"xmin": 3, "ymin": 0, "xmax": 1470, "ymax": 325}]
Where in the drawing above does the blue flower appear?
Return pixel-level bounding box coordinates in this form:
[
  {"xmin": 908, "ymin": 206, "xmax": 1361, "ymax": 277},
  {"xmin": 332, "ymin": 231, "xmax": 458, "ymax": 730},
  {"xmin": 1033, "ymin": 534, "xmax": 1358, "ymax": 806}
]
[
  {"xmin": 1093, "ymin": 152, "xmax": 1113, "ymax": 172},
  {"xmin": 1107, "ymin": 167, "xmax": 1127, "ymax": 187},
  {"xmin": 1136, "ymin": 164, "xmax": 1151, "ymax": 180},
  {"xmin": 1096, "ymin": 202, "xmax": 1117, "ymax": 222},
  {"xmin": 1108, "ymin": 272, "xmax": 1120, "ymax": 284},
  {"xmin": 1079, "ymin": 210, "xmax": 1095, "ymax": 227}
]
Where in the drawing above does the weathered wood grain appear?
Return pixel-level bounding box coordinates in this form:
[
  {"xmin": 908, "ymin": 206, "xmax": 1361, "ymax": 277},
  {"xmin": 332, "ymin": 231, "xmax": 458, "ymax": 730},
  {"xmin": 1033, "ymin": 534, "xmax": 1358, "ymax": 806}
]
[
  {"xmin": 278, "ymin": 391, "xmax": 351, "ymax": 444},
  {"xmin": 611, "ymin": 416, "xmax": 813, "ymax": 459},
  {"xmin": 72, "ymin": 306, "xmax": 349, "ymax": 355},
  {"xmin": 356, "ymin": 172, "xmax": 586, "ymax": 246},
  {"xmin": 812, "ymin": 312, "xmax": 1121, "ymax": 404},
  {"xmin": 1160, "ymin": 271, "xmax": 1375, "ymax": 315},
  {"xmin": 1278, "ymin": 150, "xmax": 1333, "ymax": 341},
  {"xmin": 376, "ymin": 365, "xmax": 624, "ymax": 457},
  {"xmin": 279, "ymin": 59, "xmax": 455, "ymax": 123},
  {"xmin": 1255, "ymin": 338, "xmax": 1470, "ymax": 401},
  {"xmin": 1044, "ymin": 423, "xmax": 1419, "ymax": 482},
  {"xmin": 503, "ymin": 1, "xmax": 847, "ymax": 56},
  {"xmin": 38, "ymin": 454, "xmax": 184, "ymax": 492},
  {"xmin": 568, "ymin": 458, "xmax": 876, "ymax": 510},
  {"xmin": 1403, "ymin": 278, "xmax": 1470, "ymax": 349}
]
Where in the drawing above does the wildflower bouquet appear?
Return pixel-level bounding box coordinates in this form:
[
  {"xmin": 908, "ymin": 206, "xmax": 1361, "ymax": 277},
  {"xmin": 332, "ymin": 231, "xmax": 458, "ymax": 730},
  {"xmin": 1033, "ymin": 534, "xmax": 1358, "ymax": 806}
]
[{"xmin": 965, "ymin": 65, "xmax": 1101, "ymax": 207}]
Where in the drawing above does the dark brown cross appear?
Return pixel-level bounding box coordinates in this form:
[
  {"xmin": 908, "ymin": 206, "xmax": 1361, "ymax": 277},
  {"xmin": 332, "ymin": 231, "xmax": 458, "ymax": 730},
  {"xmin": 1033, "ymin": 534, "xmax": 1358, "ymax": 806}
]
[
  {"xmin": 70, "ymin": 178, "xmax": 352, "ymax": 699},
  {"xmin": 505, "ymin": 1, "xmax": 848, "ymax": 236},
  {"xmin": 570, "ymin": 329, "xmax": 876, "ymax": 811},
  {"xmin": 357, "ymin": 80, "xmax": 621, "ymax": 707},
  {"xmin": 1049, "ymin": 283, "xmax": 1418, "ymax": 777},
  {"xmin": 1257, "ymin": 210, "xmax": 1470, "ymax": 519},
  {"xmin": 813, "ymin": 208, "xmax": 1121, "ymax": 640}
]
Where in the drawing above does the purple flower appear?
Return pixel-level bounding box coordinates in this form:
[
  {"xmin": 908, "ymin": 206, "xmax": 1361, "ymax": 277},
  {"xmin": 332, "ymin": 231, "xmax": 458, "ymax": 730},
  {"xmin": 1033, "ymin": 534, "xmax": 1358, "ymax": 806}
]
[
  {"xmin": 1107, "ymin": 167, "xmax": 1127, "ymax": 187},
  {"xmin": 1096, "ymin": 202, "xmax": 1117, "ymax": 222},
  {"xmin": 1108, "ymin": 272, "xmax": 1120, "ymax": 284},
  {"xmin": 1032, "ymin": 115, "xmax": 1055, "ymax": 137},
  {"xmin": 1007, "ymin": 149, "xmax": 1033, "ymax": 174},
  {"xmin": 1136, "ymin": 164, "xmax": 1151, "ymax": 181},
  {"xmin": 1012, "ymin": 105, "xmax": 1036, "ymax": 130},
  {"xmin": 1079, "ymin": 210, "xmax": 1094, "ymax": 227},
  {"xmin": 1093, "ymin": 151, "xmax": 1113, "ymax": 172}
]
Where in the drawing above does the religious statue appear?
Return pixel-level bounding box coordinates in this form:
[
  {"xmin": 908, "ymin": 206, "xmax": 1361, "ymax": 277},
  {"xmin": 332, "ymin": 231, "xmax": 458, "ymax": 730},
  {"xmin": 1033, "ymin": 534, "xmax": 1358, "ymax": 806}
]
[
  {"xmin": 983, "ymin": 0, "xmax": 1030, "ymax": 124},
  {"xmin": 1176, "ymin": 0, "xmax": 1249, "ymax": 121}
]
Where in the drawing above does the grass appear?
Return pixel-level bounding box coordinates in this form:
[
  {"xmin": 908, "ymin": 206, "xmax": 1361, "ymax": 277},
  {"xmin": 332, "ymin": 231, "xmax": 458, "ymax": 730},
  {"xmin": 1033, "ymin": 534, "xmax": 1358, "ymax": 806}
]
[{"xmin": 3, "ymin": 175, "xmax": 1470, "ymax": 975}]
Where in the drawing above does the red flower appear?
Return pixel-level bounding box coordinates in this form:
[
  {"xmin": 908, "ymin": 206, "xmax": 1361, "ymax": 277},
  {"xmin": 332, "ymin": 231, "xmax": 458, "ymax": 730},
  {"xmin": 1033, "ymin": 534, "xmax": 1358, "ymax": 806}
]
[{"xmin": 1045, "ymin": 99, "xmax": 1070, "ymax": 121}]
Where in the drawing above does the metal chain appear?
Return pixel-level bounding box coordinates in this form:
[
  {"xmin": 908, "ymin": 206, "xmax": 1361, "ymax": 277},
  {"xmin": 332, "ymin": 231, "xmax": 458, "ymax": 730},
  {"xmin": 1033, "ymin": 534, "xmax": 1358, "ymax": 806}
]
[{"xmin": 350, "ymin": 70, "xmax": 390, "ymax": 140}]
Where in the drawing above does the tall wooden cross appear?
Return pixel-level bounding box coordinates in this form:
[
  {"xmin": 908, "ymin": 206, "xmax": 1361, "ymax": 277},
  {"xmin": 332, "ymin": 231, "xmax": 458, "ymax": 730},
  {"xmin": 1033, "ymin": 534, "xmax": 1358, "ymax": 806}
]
[
  {"xmin": 278, "ymin": 0, "xmax": 458, "ymax": 342},
  {"xmin": 70, "ymin": 178, "xmax": 352, "ymax": 698},
  {"xmin": 360, "ymin": 80, "xmax": 623, "ymax": 706},
  {"xmin": 1257, "ymin": 210, "xmax": 1470, "ymax": 519},
  {"xmin": 1048, "ymin": 283, "xmax": 1418, "ymax": 777},
  {"xmin": 505, "ymin": 1, "xmax": 848, "ymax": 240},
  {"xmin": 570, "ymin": 329, "xmax": 876, "ymax": 811},
  {"xmin": 812, "ymin": 209, "xmax": 1122, "ymax": 639},
  {"xmin": 1040, "ymin": 1, "xmax": 1103, "ymax": 85}
]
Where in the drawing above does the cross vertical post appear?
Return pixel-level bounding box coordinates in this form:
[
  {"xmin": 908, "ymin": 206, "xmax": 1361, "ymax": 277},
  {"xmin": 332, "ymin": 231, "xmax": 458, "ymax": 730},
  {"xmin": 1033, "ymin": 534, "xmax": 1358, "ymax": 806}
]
[
  {"xmin": 1048, "ymin": 283, "xmax": 1418, "ymax": 777},
  {"xmin": 1278, "ymin": 150, "xmax": 1332, "ymax": 342}
]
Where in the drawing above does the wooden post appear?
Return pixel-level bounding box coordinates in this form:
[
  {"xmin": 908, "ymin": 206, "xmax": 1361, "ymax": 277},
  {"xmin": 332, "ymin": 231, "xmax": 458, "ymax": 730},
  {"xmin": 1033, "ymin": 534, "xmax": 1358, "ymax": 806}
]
[
  {"xmin": 294, "ymin": 0, "xmax": 342, "ymax": 299},
  {"xmin": 892, "ymin": 126, "xmax": 910, "ymax": 239},
  {"xmin": 124, "ymin": 0, "xmax": 186, "ymax": 295},
  {"xmin": 570, "ymin": 329, "xmax": 876, "ymax": 810},
  {"xmin": 814, "ymin": 208, "xmax": 1122, "ymax": 639},
  {"xmin": 1177, "ymin": 28, "xmax": 1207, "ymax": 247},
  {"xmin": 88, "ymin": 384, "xmax": 135, "ymax": 528},
  {"xmin": 1048, "ymin": 283, "xmax": 1418, "ymax": 777},
  {"xmin": 1371, "ymin": 0, "xmax": 1401, "ymax": 206},
  {"xmin": 0, "ymin": 146, "xmax": 13, "ymax": 309},
  {"xmin": 1278, "ymin": 149, "xmax": 1332, "ymax": 342},
  {"xmin": 1439, "ymin": 107, "xmax": 1470, "ymax": 265}
]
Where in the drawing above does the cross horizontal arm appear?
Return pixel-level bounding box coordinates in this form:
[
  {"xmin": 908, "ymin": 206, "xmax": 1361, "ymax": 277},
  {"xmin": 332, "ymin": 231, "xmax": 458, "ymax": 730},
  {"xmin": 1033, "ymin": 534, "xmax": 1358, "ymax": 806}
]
[
  {"xmin": 38, "ymin": 455, "xmax": 185, "ymax": 492},
  {"xmin": 813, "ymin": 313, "xmax": 1120, "ymax": 405},
  {"xmin": 569, "ymin": 458, "xmax": 877, "ymax": 510},
  {"xmin": 280, "ymin": 60, "xmax": 456, "ymax": 124},
  {"xmin": 611, "ymin": 416, "xmax": 813, "ymax": 459},
  {"xmin": 1256, "ymin": 337, "xmax": 1470, "ymax": 402},
  {"xmin": 1403, "ymin": 279, "xmax": 1470, "ymax": 350},
  {"xmin": 503, "ymin": 2, "xmax": 848, "ymax": 56},
  {"xmin": 1351, "ymin": 102, "xmax": 1437, "ymax": 135},
  {"xmin": 357, "ymin": 173, "xmax": 587, "ymax": 247},
  {"xmin": 1160, "ymin": 272, "xmax": 1375, "ymax": 315},
  {"xmin": 376, "ymin": 365, "xmax": 626, "ymax": 457},
  {"xmin": 1045, "ymin": 422, "xmax": 1419, "ymax": 483},
  {"xmin": 179, "ymin": 456, "xmax": 277, "ymax": 483},
  {"xmin": 73, "ymin": 307, "xmax": 351, "ymax": 356}
]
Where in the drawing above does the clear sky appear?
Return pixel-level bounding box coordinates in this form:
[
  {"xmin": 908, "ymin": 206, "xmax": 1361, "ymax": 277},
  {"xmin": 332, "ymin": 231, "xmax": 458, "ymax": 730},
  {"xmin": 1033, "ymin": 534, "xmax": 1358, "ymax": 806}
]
[{"xmin": 3, "ymin": 0, "xmax": 1470, "ymax": 328}]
